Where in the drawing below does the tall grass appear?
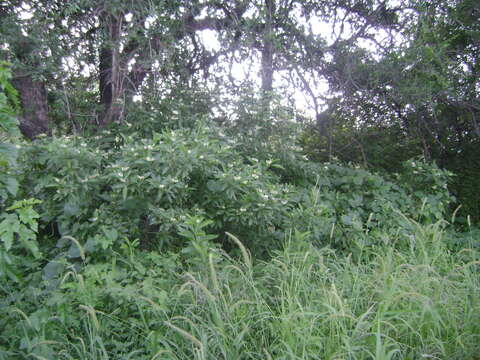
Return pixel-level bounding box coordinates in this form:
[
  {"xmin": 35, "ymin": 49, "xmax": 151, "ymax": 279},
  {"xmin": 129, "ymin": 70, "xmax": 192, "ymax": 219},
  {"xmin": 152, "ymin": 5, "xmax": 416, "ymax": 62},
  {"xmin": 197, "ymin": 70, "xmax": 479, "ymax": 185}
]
[
  {"xmin": 158, "ymin": 219, "xmax": 479, "ymax": 359},
  {"xmin": 1, "ymin": 219, "xmax": 478, "ymax": 359}
]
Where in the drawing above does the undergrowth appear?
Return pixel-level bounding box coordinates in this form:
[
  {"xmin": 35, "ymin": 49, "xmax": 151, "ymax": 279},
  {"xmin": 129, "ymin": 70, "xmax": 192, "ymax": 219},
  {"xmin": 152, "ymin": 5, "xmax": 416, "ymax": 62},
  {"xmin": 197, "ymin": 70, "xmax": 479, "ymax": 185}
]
[
  {"xmin": 0, "ymin": 218, "xmax": 479, "ymax": 359},
  {"xmin": 0, "ymin": 121, "xmax": 479, "ymax": 359}
]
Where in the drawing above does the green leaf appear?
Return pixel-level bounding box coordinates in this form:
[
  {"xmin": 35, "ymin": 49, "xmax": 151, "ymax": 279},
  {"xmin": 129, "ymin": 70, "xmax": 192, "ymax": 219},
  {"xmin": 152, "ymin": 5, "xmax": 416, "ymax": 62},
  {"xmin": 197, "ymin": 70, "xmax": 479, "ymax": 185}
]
[
  {"xmin": 353, "ymin": 176, "xmax": 363, "ymax": 186},
  {"xmin": 0, "ymin": 251, "xmax": 21, "ymax": 282},
  {"xmin": 43, "ymin": 260, "xmax": 65, "ymax": 280},
  {"xmin": 0, "ymin": 213, "xmax": 18, "ymax": 251},
  {"xmin": 4, "ymin": 177, "xmax": 18, "ymax": 196},
  {"xmin": 64, "ymin": 201, "xmax": 80, "ymax": 216},
  {"xmin": 0, "ymin": 143, "xmax": 18, "ymax": 167},
  {"xmin": 103, "ymin": 227, "xmax": 118, "ymax": 242},
  {"xmin": 17, "ymin": 206, "xmax": 39, "ymax": 227},
  {"xmin": 0, "ymin": 226, "xmax": 14, "ymax": 251}
]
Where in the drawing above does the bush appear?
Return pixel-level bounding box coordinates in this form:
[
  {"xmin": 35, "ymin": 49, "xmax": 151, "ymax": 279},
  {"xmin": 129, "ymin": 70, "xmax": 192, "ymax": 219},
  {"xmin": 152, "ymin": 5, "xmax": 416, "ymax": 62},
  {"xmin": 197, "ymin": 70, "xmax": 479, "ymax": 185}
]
[
  {"xmin": 14, "ymin": 121, "xmax": 454, "ymax": 261},
  {"xmin": 0, "ymin": 116, "xmax": 476, "ymax": 360}
]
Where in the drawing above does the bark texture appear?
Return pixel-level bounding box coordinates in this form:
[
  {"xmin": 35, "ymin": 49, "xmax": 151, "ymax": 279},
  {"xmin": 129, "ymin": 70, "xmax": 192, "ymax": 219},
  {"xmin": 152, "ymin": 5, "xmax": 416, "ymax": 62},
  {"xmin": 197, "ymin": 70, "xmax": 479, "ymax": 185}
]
[
  {"xmin": 99, "ymin": 10, "xmax": 124, "ymax": 126},
  {"xmin": 11, "ymin": 35, "xmax": 51, "ymax": 139},
  {"xmin": 12, "ymin": 73, "xmax": 50, "ymax": 139}
]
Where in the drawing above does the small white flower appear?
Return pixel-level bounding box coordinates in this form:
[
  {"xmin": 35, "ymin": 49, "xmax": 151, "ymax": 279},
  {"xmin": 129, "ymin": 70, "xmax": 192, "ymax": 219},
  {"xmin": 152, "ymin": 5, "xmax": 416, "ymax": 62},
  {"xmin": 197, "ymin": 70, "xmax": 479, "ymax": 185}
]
[
  {"xmin": 240, "ymin": 208, "xmax": 247, "ymax": 212},
  {"xmin": 146, "ymin": 157, "xmax": 154, "ymax": 161},
  {"xmin": 159, "ymin": 184, "xmax": 166, "ymax": 189},
  {"xmin": 199, "ymin": 155, "xmax": 204, "ymax": 160},
  {"xmin": 234, "ymin": 176, "xmax": 241, "ymax": 181},
  {"xmin": 138, "ymin": 175, "xmax": 145, "ymax": 180}
]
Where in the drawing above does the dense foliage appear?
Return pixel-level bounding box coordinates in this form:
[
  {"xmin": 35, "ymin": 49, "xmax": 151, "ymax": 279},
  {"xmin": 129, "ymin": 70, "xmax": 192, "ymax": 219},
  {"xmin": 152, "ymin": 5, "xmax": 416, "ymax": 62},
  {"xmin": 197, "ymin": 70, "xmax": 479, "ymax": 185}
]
[
  {"xmin": 1, "ymin": 117, "xmax": 479, "ymax": 358},
  {"xmin": 13, "ymin": 123, "xmax": 453, "ymax": 256},
  {"xmin": 0, "ymin": 1, "xmax": 479, "ymax": 359}
]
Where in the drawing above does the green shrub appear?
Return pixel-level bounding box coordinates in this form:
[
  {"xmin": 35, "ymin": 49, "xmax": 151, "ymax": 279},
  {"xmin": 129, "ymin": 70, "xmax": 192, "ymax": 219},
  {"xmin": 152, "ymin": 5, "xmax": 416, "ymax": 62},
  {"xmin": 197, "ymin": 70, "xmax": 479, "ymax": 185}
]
[
  {"xmin": 0, "ymin": 117, "xmax": 476, "ymax": 360},
  {"xmin": 0, "ymin": 61, "xmax": 22, "ymax": 207},
  {"xmin": 14, "ymin": 121, "xmax": 454, "ymax": 261}
]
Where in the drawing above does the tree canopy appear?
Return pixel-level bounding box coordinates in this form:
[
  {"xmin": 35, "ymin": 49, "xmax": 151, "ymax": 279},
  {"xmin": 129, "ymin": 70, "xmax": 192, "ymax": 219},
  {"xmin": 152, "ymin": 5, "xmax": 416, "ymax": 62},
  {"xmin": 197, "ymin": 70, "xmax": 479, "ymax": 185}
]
[
  {"xmin": 1, "ymin": 0, "xmax": 479, "ymax": 217},
  {"xmin": 1, "ymin": 2, "xmax": 480, "ymax": 358}
]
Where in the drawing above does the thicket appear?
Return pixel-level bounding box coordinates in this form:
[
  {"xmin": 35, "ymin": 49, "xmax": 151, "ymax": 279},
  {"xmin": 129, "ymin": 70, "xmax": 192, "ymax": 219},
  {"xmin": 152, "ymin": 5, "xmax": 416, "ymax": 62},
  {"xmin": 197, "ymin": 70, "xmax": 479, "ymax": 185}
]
[
  {"xmin": 1, "ymin": 108, "xmax": 480, "ymax": 358},
  {"xmin": 1, "ymin": 1, "xmax": 480, "ymax": 358}
]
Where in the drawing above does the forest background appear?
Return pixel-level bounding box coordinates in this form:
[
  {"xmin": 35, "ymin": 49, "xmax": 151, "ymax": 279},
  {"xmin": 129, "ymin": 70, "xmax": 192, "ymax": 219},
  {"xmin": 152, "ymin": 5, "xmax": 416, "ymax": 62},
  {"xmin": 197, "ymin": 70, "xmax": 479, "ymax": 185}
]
[{"xmin": 0, "ymin": 1, "xmax": 479, "ymax": 359}]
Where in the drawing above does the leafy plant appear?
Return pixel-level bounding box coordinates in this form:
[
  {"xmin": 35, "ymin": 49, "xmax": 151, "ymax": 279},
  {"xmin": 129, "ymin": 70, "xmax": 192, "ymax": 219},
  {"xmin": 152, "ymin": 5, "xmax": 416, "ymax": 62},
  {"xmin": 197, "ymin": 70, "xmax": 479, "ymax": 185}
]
[
  {"xmin": 0, "ymin": 61, "xmax": 22, "ymax": 206},
  {"xmin": 0, "ymin": 61, "xmax": 21, "ymax": 138},
  {"xmin": 12, "ymin": 120, "xmax": 457, "ymax": 260},
  {"xmin": 0, "ymin": 198, "xmax": 41, "ymax": 282},
  {"xmin": 178, "ymin": 215, "xmax": 219, "ymax": 267}
]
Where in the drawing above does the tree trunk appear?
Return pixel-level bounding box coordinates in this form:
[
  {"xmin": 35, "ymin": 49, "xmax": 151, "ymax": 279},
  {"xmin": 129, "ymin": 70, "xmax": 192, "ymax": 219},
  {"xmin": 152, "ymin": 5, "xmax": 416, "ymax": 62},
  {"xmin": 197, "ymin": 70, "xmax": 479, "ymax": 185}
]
[
  {"xmin": 11, "ymin": 36, "xmax": 51, "ymax": 139},
  {"xmin": 98, "ymin": 9, "xmax": 124, "ymax": 126},
  {"xmin": 12, "ymin": 73, "xmax": 51, "ymax": 139},
  {"xmin": 260, "ymin": 0, "xmax": 275, "ymax": 96},
  {"xmin": 258, "ymin": 0, "xmax": 276, "ymax": 133}
]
